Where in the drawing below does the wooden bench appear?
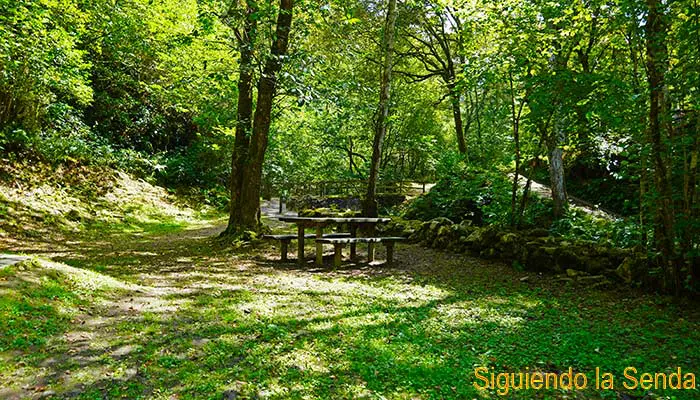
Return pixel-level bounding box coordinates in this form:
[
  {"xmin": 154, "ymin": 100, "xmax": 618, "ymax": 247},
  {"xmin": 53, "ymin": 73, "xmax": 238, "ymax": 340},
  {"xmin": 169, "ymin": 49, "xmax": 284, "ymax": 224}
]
[
  {"xmin": 314, "ymin": 237, "xmax": 406, "ymax": 267},
  {"xmin": 264, "ymin": 233, "xmax": 351, "ymax": 261}
]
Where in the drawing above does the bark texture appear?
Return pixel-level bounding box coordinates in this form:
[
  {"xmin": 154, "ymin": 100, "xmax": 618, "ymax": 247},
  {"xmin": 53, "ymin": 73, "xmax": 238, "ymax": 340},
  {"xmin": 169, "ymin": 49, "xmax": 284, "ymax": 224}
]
[
  {"xmin": 226, "ymin": 1, "xmax": 257, "ymax": 234},
  {"xmin": 646, "ymin": 0, "xmax": 679, "ymax": 293},
  {"xmin": 362, "ymin": 0, "xmax": 398, "ymax": 217},
  {"xmin": 548, "ymin": 117, "xmax": 568, "ymax": 219},
  {"xmin": 449, "ymin": 83, "xmax": 467, "ymax": 154},
  {"xmin": 226, "ymin": 0, "xmax": 294, "ymax": 233}
]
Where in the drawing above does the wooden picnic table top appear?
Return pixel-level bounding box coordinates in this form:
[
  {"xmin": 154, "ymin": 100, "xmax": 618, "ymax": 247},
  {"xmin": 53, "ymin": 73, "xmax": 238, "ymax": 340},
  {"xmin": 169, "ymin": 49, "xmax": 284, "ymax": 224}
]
[{"xmin": 277, "ymin": 216, "xmax": 391, "ymax": 224}]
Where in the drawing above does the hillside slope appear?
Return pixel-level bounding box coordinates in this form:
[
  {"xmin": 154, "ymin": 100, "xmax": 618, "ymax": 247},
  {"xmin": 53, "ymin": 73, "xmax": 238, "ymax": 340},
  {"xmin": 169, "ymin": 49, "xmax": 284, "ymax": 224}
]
[{"xmin": 0, "ymin": 161, "xmax": 209, "ymax": 247}]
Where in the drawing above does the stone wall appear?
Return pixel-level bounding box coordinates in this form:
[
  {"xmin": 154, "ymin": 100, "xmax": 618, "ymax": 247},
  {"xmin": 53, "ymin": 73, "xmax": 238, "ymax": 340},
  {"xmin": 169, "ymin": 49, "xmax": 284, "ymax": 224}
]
[{"xmin": 378, "ymin": 217, "xmax": 654, "ymax": 289}]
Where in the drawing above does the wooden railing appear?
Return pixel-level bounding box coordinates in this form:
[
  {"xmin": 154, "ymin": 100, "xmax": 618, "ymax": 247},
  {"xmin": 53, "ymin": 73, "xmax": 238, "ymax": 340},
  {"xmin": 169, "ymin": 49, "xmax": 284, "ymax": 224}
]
[{"xmin": 290, "ymin": 180, "xmax": 429, "ymax": 198}]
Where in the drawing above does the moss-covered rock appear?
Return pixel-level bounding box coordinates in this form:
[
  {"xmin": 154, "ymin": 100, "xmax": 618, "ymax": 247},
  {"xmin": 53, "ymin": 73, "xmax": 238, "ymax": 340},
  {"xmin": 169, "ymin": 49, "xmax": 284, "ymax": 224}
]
[
  {"xmin": 428, "ymin": 217, "xmax": 453, "ymax": 231},
  {"xmin": 433, "ymin": 224, "xmax": 460, "ymax": 249},
  {"xmin": 379, "ymin": 217, "xmax": 423, "ymax": 239},
  {"xmin": 616, "ymin": 255, "xmax": 648, "ymax": 284},
  {"xmin": 410, "ymin": 220, "xmax": 651, "ymax": 288},
  {"xmin": 525, "ymin": 228, "xmax": 550, "ymax": 238}
]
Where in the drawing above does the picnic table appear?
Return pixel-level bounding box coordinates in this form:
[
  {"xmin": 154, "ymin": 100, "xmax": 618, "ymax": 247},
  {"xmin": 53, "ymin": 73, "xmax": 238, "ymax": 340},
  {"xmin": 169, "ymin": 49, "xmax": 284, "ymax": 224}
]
[{"xmin": 277, "ymin": 216, "xmax": 391, "ymax": 265}]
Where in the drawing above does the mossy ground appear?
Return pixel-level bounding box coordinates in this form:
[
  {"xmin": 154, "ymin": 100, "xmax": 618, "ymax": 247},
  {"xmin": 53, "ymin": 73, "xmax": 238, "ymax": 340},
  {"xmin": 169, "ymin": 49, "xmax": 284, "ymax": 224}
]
[
  {"xmin": 0, "ymin": 172, "xmax": 698, "ymax": 399},
  {"xmin": 2, "ymin": 216, "xmax": 699, "ymax": 399}
]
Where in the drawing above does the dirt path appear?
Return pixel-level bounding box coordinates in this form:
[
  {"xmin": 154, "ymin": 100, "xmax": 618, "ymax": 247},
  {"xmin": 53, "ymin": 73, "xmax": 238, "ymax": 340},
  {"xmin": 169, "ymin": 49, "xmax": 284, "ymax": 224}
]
[
  {"xmin": 0, "ymin": 215, "xmax": 452, "ymax": 398},
  {"xmin": 1, "ymin": 209, "xmax": 696, "ymax": 399}
]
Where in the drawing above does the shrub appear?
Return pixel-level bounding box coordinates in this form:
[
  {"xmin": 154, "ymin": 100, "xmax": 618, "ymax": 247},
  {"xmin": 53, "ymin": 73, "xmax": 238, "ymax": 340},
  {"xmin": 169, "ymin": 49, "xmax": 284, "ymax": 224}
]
[
  {"xmin": 402, "ymin": 168, "xmax": 552, "ymax": 227},
  {"xmin": 549, "ymin": 208, "xmax": 642, "ymax": 248}
]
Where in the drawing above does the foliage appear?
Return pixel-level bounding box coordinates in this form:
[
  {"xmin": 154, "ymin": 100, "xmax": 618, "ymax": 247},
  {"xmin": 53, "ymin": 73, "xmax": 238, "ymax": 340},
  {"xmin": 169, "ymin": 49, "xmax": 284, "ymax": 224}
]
[
  {"xmin": 0, "ymin": 0, "xmax": 92, "ymax": 131},
  {"xmin": 0, "ymin": 0, "xmax": 698, "ymax": 288},
  {"xmin": 403, "ymin": 167, "xmax": 552, "ymax": 227},
  {"xmin": 0, "ymin": 0, "xmax": 237, "ymax": 185},
  {"xmin": 404, "ymin": 166, "xmax": 644, "ymax": 249},
  {"xmin": 550, "ymin": 209, "xmax": 643, "ymax": 249}
]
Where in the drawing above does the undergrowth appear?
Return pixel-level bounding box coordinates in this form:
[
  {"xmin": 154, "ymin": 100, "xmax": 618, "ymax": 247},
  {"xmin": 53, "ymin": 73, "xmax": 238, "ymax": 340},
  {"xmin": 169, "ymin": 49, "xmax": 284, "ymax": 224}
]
[{"xmin": 401, "ymin": 168, "xmax": 643, "ymax": 248}]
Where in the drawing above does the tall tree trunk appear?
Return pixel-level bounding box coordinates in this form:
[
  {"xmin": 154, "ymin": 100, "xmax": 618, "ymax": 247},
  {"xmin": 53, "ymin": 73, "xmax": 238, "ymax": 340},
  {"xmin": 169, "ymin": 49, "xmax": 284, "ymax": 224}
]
[
  {"xmin": 645, "ymin": 0, "xmax": 678, "ymax": 293},
  {"xmin": 509, "ymin": 72, "xmax": 524, "ymax": 227},
  {"xmin": 547, "ymin": 44, "xmax": 569, "ymax": 220},
  {"xmin": 228, "ymin": 0, "xmax": 294, "ymax": 232},
  {"xmin": 548, "ymin": 116, "xmax": 568, "ymax": 219},
  {"xmin": 682, "ymin": 121, "xmax": 698, "ymax": 286},
  {"xmin": 474, "ymin": 88, "xmax": 483, "ymax": 148},
  {"xmin": 225, "ymin": 1, "xmax": 257, "ymax": 234},
  {"xmin": 448, "ymin": 83, "xmax": 467, "ymax": 155},
  {"xmin": 639, "ymin": 141, "xmax": 649, "ymax": 248},
  {"xmin": 362, "ymin": 0, "xmax": 398, "ymax": 217},
  {"xmin": 690, "ymin": 112, "xmax": 700, "ymax": 287}
]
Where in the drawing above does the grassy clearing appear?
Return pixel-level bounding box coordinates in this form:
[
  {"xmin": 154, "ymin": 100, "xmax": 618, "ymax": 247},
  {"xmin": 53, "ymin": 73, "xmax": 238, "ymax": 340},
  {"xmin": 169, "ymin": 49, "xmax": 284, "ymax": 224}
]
[
  {"xmin": 1, "ymin": 215, "xmax": 698, "ymax": 399},
  {"xmin": 0, "ymin": 258, "xmax": 131, "ymax": 371},
  {"xmin": 0, "ymin": 169, "xmax": 697, "ymax": 399}
]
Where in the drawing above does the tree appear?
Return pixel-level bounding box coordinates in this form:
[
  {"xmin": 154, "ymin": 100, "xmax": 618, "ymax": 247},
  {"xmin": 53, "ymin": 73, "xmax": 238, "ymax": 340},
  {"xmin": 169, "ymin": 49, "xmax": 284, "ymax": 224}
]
[
  {"xmin": 645, "ymin": 0, "xmax": 679, "ymax": 293},
  {"xmin": 225, "ymin": 0, "xmax": 294, "ymax": 233},
  {"xmin": 225, "ymin": 0, "xmax": 257, "ymax": 233},
  {"xmin": 400, "ymin": 3, "xmax": 469, "ymax": 155},
  {"xmin": 362, "ymin": 0, "xmax": 398, "ymax": 217}
]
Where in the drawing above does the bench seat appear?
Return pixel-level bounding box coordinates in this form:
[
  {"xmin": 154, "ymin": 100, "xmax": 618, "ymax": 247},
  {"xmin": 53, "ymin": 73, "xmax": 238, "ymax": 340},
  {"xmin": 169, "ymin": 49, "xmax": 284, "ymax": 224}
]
[
  {"xmin": 315, "ymin": 237, "xmax": 406, "ymax": 266},
  {"xmin": 264, "ymin": 233, "xmax": 351, "ymax": 240},
  {"xmin": 263, "ymin": 233, "xmax": 351, "ymax": 261},
  {"xmin": 314, "ymin": 237, "xmax": 405, "ymax": 244}
]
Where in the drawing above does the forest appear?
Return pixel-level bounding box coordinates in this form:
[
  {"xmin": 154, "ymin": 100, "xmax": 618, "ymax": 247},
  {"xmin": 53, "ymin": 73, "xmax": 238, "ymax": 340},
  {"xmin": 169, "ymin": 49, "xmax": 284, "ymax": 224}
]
[{"xmin": 1, "ymin": 0, "xmax": 699, "ymax": 398}]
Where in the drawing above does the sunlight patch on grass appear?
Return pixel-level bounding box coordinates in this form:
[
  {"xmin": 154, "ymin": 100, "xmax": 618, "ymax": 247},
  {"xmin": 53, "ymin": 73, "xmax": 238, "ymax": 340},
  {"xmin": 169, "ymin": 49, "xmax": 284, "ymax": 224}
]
[
  {"xmin": 0, "ymin": 257, "xmax": 134, "ymax": 395},
  {"xmin": 430, "ymin": 297, "xmax": 540, "ymax": 330},
  {"xmin": 0, "ymin": 166, "xmax": 222, "ymax": 242},
  {"xmin": 250, "ymin": 274, "xmax": 449, "ymax": 305},
  {"xmin": 39, "ymin": 259, "xmax": 137, "ymax": 293},
  {"xmin": 276, "ymin": 347, "xmax": 329, "ymax": 374},
  {"xmin": 337, "ymin": 311, "xmax": 394, "ymax": 329},
  {"xmin": 435, "ymin": 304, "xmax": 527, "ymax": 328}
]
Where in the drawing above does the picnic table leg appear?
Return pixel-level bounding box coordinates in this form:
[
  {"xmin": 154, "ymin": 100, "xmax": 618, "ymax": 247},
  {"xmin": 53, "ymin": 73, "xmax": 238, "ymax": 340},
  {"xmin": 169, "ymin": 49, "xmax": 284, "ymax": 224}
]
[
  {"xmin": 367, "ymin": 242, "xmax": 375, "ymax": 262},
  {"xmin": 333, "ymin": 243, "xmax": 344, "ymax": 268},
  {"xmin": 350, "ymin": 224, "xmax": 358, "ymax": 260},
  {"xmin": 281, "ymin": 239, "xmax": 289, "ymax": 262},
  {"xmin": 315, "ymin": 225, "xmax": 323, "ymax": 266},
  {"xmin": 297, "ymin": 225, "xmax": 305, "ymax": 264},
  {"xmin": 385, "ymin": 242, "xmax": 394, "ymax": 263}
]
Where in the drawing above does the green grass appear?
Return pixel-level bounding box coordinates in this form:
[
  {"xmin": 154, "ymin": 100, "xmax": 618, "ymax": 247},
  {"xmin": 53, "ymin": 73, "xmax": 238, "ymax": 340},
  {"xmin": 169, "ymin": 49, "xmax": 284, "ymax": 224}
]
[
  {"xmin": 1, "ymin": 218, "xmax": 699, "ymax": 399},
  {"xmin": 0, "ymin": 261, "xmax": 81, "ymax": 353},
  {"xmin": 83, "ymin": 211, "xmax": 189, "ymax": 237}
]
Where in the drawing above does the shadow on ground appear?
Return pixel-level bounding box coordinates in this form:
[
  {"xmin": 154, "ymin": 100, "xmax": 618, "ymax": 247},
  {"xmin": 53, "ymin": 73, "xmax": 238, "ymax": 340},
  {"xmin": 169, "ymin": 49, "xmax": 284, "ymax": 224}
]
[{"xmin": 1, "ymin": 218, "xmax": 699, "ymax": 399}]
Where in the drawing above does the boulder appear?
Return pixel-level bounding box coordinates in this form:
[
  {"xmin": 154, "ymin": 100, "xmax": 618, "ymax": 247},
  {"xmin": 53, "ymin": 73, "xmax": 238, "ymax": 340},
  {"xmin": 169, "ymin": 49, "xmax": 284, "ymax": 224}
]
[
  {"xmin": 522, "ymin": 245, "xmax": 561, "ymax": 273},
  {"xmin": 390, "ymin": 219, "xmax": 423, "ymax": 239},
  {"xmin": 616, "ymin": 256, "xmax": 647, "ymax": 284},
  {"xmin": 583, "ymin": 256, "xmax": 613, "ymax": 275},
  {"xmin": 416, "ymin": 217, "xmax": 453, "ymax": 246},
  {"xmin": 455, "ymin": 220, "xmax": 476, "ymax": 236},
  {"xmin": 428, "ymin": 217, "xmax": 454, "ymax": 232},
  {"xmin": 463, "ymin": 225, "xmax": 502, "ymax": 252},
  {"xmin": 525, "ymin": 228, "xmax": 550, "ymax": 238},
  {"xmin": 555, "ymin": 246, "xmax": 587, "ymax": 271},
  {"xmin": 433, "ymin": 225, "xmax": 457, "ymax": 248},
  {"xmin": 500, "ymin": 232, "xmax": 519, "ymax": 244},
  {"xmin": 492, "ymin": 231, "xmax": 523, "ymax": 259}
]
